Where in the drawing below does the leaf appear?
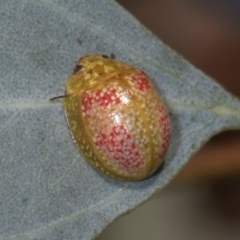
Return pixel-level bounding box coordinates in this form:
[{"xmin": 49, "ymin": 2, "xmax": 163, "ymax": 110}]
[{"xmin": 0, "ymin": 0, "xmax": 240, "ymax": 239}]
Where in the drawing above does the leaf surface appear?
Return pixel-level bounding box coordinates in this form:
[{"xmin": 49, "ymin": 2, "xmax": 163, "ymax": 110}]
[{"xmin": 1, "ymin": 0, "xmax": 240, "ymax": 239}]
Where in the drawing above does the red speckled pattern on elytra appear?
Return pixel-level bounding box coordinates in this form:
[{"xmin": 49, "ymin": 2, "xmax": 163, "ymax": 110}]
[
  {"xmin": 131, "ymin": 72, "xmax": 151, "ymax": 92},
  {"xmin": 80, "ymin": 82, "xmax": 146, "ymax": 174},
  {"xmin": 80, "ymin": 73, "xmax": 171, "ymax": 174},
  {"xmin": 94, "ymin": 125, "xmax": 144, "ymax": 171},
  {"xmin": 82, "ymin": 81, "xmax": 146, "ymax": 172},
  {"xmin": 81, "ymin": 87, "xmax": 121, "ymax": 117}
]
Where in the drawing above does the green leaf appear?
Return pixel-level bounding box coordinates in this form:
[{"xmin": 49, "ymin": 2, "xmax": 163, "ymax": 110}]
[{"xmin": 1, "ymin": 0, "xmax": 240, "ymax": 239}]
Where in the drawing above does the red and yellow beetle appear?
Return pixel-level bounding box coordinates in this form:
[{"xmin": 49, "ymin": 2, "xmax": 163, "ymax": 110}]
[{"xmin": 54, "ymin": 55, "xmax": 171, "ymax": 181}]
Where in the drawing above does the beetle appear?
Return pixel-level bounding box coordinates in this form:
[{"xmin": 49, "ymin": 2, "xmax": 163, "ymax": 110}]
[{"xmin": 52, "ymin": 55, "xmax": 171, "ymax": 181}]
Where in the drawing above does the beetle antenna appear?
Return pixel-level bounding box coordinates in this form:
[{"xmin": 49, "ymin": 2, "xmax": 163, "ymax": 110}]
[{"xmin": 49, "ymin": 95, "xmax": 67, "ymax": 101}]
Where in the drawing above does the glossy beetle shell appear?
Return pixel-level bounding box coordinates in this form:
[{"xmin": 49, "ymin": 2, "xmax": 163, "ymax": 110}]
[{"xmin": 63, "ymin": 55, "xmax": 171, "ymax": 181}]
